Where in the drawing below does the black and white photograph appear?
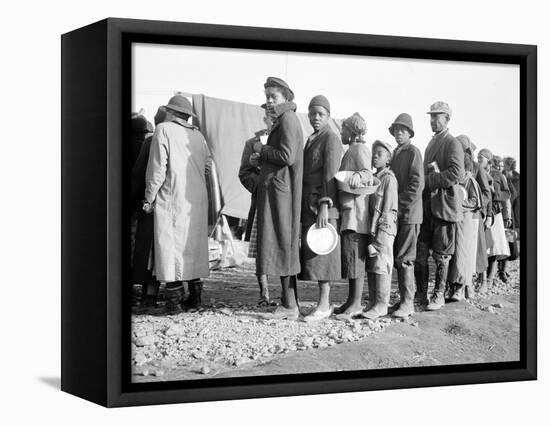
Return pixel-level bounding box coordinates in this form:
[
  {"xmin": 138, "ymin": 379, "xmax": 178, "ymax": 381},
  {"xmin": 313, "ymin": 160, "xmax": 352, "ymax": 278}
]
[{"xmin": 129, "ymin": 42, "xmax": 522, "ymax": 383}]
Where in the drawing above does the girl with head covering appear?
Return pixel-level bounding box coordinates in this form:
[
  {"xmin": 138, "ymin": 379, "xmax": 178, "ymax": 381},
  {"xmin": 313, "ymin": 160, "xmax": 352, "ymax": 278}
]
[
  {"xmin": 299, "ymin": 95, "xmax": 344, "ymax": 321},
  {"xmin": 446, "ymin": 135, "xmax": 483, "ymax": 301},
  {"xmin": 485, "ymin": 155, "xmax": 511, "ymax": 289},
  {"xmin": 252, "ymin": 77, "xmax": 304, "ymax": 320},
  {"xmin": 333, "ymin": 113, "xmax": 373, "ymax": 319}
]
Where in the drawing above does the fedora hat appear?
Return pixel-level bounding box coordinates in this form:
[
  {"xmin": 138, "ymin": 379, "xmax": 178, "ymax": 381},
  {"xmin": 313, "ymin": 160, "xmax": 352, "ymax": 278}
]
[
  {"xmin": 388, "ymin": 113, "xmax": 414, "ymax": 138},
  {"xmin": 164, "ymin": 95, "xmax": 197, "ymax": 118}
]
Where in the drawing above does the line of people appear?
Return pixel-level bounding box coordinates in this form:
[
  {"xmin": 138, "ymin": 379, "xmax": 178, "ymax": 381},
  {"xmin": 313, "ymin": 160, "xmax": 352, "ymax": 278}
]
[
  {"xmin": 239, "ymin": 76, "xmax": 519, "ymax": 321},
  {"xmin": 130, "ymin": 76, "xmax": 519, "ymax": 319}
]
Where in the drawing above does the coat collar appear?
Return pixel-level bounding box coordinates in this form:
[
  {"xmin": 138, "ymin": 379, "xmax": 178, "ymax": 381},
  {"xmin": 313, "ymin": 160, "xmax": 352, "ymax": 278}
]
[
  {"xmin": 269, "ymin": 102, "xmax": 297, "ymax": 134},
  {"xmin": 305, "ymin": 124, "xmax": 331, "ymax": 153},
  {"xmin": 171, "ymin": 116, "xmax": 196, "ymax": 129}
]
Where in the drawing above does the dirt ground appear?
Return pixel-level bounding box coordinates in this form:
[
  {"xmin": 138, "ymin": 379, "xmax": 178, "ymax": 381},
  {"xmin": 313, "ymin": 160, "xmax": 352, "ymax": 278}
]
[{"xmin": 131, "ymin": 258, "xmax": 520, "ymax": 383}]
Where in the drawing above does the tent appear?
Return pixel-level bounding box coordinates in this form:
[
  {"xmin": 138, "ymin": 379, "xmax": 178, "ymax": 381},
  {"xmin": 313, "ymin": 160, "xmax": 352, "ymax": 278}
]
[{"xmin": 190, "ymin": 93, "xmax": 343, "ymax": 221}]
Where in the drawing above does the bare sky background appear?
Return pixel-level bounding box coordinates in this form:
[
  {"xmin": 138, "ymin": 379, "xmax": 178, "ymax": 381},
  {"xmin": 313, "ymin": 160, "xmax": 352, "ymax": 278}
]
[{"xmin": 132, "ymin": 43, "xmax": 520, "ymax": 164}]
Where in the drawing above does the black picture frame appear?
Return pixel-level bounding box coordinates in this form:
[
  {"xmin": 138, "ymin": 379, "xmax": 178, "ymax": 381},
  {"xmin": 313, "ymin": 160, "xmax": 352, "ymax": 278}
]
[{"xmin": 61, "ymin": 17, "xmax": 537, "ymax": 407}]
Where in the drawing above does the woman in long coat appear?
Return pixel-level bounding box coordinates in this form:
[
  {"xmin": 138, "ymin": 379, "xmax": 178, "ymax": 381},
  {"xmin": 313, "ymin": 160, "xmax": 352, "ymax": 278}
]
[
  {"xmin": 144, "ymin": 96, "xmax": 211, "ymax": 311},
  {"xmin": 299, "ymin": 95, "xmax": 343, "ymax": 321},
  {"xmin": 251, "ymin": 77, "xmax": 303, "ymax": 320},
  {"xmin": 447, "ymin": 136, "xmax": 482, "ymax": 301}
]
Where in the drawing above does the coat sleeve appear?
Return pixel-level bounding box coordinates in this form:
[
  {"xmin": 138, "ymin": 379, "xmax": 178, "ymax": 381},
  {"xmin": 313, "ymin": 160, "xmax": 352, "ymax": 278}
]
[
  {"xmin": 398, "ymin": 148, "xmax": 424, "ymax": 214},
  {"xmin": 463, "ymin": 177, "xmax": 481, "ymax": 211},
  {"xmin": 131, "ymin": 136, "xmax": 152, "ymax": 199},
  {"xmin": 259, "ymin": 113, "xmax": 300, "ymax": 166},
  {"xmin": 475, "ymin": 167, "xmax": 492, "ymax": 218},
  {"xmin": 144, "ymin": 126, "xmax": 169, "ymax": 203},
  {"xmin": 354, "ymin": 144, "xmax": 373, "ymax": 184},
  {"xmin": 318, "ymin": 133, "xmax": 344, "ymax": 207},
  {"xmin": 493, "ymin": 173, "xmax": 511, "ymax": 202},
  {"xmin": 238, "ymin": 139, "xmax": 259, "ymax": 194},
  {"xmin": 427, "ymin": 137, "xmax": 464, "ymax": 190},
  {"xmin": 375, "ymin": 174, "xmax": 398, "ymax": 239}
]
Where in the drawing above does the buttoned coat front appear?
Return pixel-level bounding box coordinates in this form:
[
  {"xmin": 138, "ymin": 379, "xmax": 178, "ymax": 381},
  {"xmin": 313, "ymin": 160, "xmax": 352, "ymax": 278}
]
[
  {"xmin": 424, "ymin": 129, "xmax": 465, "ymax": 223},
  {"xmin": 256, "ymin": 102, "xmax": 304, "ymax": 276},
  {"xmin": 144, "ymin": 118, "xmax": 210, "ymax": 282}
]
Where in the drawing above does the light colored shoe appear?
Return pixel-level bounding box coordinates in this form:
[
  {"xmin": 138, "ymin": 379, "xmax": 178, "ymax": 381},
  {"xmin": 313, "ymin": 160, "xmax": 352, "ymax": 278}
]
[
  {"xmin": 272, "ymin": 306, "xmax": 299, "ymax": 320},
  {"xmin": 303, "ymin": 307, "xmax": 332, "ymax": 322}
]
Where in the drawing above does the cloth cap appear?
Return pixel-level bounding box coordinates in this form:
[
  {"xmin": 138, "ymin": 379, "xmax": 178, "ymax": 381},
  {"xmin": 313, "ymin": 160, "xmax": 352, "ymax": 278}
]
[
  {"xmin": 372, "ymin": 139, "xmax": 393, "ymax": 156},
  {"xmin": 427, "ymin": 101, "xmax": 452, "ymax": 118},
  {"xmin": 478, "ymin": 148, "xmax": 493, "ymax": 161},
  {"xmin": 456, "ymin": 134, "xmax": 474, "ymax": 153},
  {"xmin": 164, "ymin": 95, "xmax": 197, "ymax": 118},
  {"xmin": 343, "ymin": 112, "xmax": 367, "ymax": 136},
  {"xmin": 308, "ymin": 95, "xmax": 330, "ymax": 113},
  {"xmin": 388, "ymin": 113, "xmax": 414, "ymax": 138},
  {"xmin": 264, "ymin": 76, "xmax": 295, "ymax": 101}
]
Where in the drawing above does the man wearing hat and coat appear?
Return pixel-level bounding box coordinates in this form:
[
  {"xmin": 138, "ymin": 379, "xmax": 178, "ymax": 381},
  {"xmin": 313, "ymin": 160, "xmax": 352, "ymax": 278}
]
[
  {"xmin": 143, "ymin": 95, "xmax": 211, "ymax": 312},
  {"xmin": 388, "ymin": 113, "xmax": 424, "ymax": 317},
  {"xmin": 416, "ymin": 101, "xmax": 464, "ymax": 311}
]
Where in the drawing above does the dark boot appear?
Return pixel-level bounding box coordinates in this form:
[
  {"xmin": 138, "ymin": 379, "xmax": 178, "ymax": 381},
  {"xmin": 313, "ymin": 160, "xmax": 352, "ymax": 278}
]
[
  {"xmin": 363, "ymin": 274, "xmax": 391, "ymax": 319},
  {"xmin": 141, "ymin": 281, "xmax": 160, "ymax": 308},
  {"xmin": 498, "ymin": 260, "xmax": 509, "ymax": 283},
  {"xmin": 393, "ymin": 265, "xmax": 415, "ymax": 318},
  {"xmin": 183, "ymin": 280, "xmax": 203, "ymax": 310},
  {"xmin": 450, "ymin": 283, "xmax": 464, "ymax": 301},
  {"xmin": 164, "ymin": 282, "xmax": 184, "ymax": 313},
  {"xmin": 427, "ymin": 255, "xmax": 449, "ymax": 311},
  {"xmin": 414, "ymin": 262, "xmax": 429, "ymax": 306}
]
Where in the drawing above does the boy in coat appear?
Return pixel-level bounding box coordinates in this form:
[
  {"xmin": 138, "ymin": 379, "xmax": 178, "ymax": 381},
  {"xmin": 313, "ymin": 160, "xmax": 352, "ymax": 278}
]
[
  {"xmin": 389, "ymin": 113, "xmax": 424, "ymax": 317},
  {"xmin": 364, "ymin": 140, "xmax": 398, "ymax": 319}
]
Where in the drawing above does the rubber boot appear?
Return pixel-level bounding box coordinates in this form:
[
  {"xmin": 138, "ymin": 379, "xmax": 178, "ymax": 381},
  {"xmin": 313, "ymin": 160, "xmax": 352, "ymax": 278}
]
[
  {"xmin": 141, "ymin": 281, "xmax": 160, "ymax": 308},
  {"xmin": 183, "ymin": 280, "xmax": 203, "ymax": 310},
  {"xmin": 498, "ymin": 260, "xmax": 509, "ymax": 283},
  {"xmin": 427, "ymin": 255, "xmax": 449, "ymax": 311},
  {"xmin": 414, "ymin": 262, "xmax": 429, "ymax": 306},
  {"xmin": 164, "ymin": 282, "xmax": 184, "ymax": 313},
  {"xmin": 363, "ymin": 274, "xmax": 391, "ymax": 319},
  {"xmin": 393, "ymin": 265, "xmax": 415, "ymax": 318}
]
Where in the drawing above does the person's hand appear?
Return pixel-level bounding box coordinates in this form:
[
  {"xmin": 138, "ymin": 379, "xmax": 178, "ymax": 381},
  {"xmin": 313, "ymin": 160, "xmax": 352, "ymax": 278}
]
[
  {"xmin": 249, "ymin": 153, "xmax": 260, "ymax": 167},
  {"xmin": 316, "ymin": 203, "xmax": 329, "ymax": 228},
  {"xmin": 142, "ymin": 201, "xmax": 154, "ymax": 214},
  {"xmin": 504, "ymin": 218, "xmax": 513, "ymax": 228},
  {"xmin": 253, "ymin": 141, "xmax": 263, "ymax": 153},
  {"xmin": 348, "ymin": 172, "xmax": 362, "ymax": 189}
]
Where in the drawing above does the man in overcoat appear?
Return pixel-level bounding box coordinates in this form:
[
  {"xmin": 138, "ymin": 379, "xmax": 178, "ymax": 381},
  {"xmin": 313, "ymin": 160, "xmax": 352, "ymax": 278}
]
[
  {"xmin": 143, "ymin": 95, "xmax": 211, "ymax": 312},
  {"xmin": 389, "ymin": 113, "xmax": 424, "ymax": 317},
  {"xmin": 415, "ymin": 102, "xmax": 464, "ymax": 311}
]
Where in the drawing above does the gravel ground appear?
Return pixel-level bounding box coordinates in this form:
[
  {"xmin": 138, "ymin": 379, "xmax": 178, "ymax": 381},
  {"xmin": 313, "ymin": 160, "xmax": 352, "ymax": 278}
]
[{"xmin": 131, "ymin": 257, "xmax": 520, "ymax": 382}]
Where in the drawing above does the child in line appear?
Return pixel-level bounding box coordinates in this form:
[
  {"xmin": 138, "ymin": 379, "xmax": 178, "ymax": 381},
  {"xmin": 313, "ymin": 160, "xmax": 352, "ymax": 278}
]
[
  {"xmin": 364, "ymin": 140, "xmax": 398, "ymax": 320},
  {"xmin": 334, "ymin": 113, "xmax": 372, "ymax": 319},
  {"xmin": 299, "ymin": 95, "xmax": 343, "ymax": 321}
]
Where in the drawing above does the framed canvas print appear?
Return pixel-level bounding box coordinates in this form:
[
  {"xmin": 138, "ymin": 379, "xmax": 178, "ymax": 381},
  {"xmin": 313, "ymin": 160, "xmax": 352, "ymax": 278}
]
[{"xmin": 61, "ymin": 18, "xmax": 537, "ymax": 407}]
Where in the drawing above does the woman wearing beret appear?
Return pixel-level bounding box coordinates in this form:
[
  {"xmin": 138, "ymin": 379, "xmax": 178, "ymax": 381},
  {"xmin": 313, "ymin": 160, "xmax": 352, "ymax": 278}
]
[
  {"xmin": 252, "ymin": 77, "xmax": 304, "ymax": 320},
  {"xmin": 299, "ymin": 95, "xmax": 343, "ymax": 321}
]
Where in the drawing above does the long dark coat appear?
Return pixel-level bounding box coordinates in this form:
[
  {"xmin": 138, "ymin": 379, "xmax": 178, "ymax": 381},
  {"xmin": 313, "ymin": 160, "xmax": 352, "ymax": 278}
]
[
  {"xmin": 256, "ymin": 102, "xmax": 303, "ymax": 276},
  {"xmin": 391, "ymin": 142, "xmax": 424, "ymax": 225},
  {"xmin": 299, "ymin": 124, "xmax": 343, "ymax": 281}
]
